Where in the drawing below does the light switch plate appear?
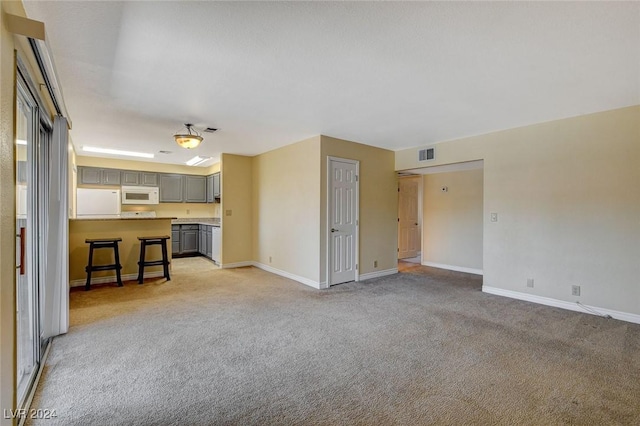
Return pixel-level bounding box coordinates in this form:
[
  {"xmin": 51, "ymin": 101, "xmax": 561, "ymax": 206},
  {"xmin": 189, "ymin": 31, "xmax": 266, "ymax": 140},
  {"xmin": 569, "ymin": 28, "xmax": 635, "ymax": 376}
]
[
  {"xmin": 490, "ymin": 212, "xmax": 498, "ymax": 222},
  {"xmin": 225, "ymin": 209, "xmax": 232, "ymax": 216}
]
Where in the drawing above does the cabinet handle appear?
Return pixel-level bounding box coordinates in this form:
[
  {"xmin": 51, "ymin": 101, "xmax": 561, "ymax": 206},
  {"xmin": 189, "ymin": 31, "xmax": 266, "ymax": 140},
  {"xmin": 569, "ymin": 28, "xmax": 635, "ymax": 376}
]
[{"xmin": 18, "ymin": 227, "xmax": 26, "ymax": 275}]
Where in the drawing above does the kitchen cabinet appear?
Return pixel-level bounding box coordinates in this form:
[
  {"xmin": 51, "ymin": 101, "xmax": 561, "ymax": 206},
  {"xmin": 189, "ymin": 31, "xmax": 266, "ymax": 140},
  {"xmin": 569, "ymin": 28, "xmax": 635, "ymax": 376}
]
[
  {"xmin": 171, "ymin": 225, "xmax": 180, "ymax": 255},
  {"xmin": 185, "ymin": 175, "xmax": 207, "ymax": 203},
  {"xmin": 172, "ymin": 224, "xmax": 199, "ymax": 255},
  {"xmin": 79, "ymin": 167, "xmax": 121, "ymax": 186},
  {"xmin": 159, "ymin": 174, "xmax": 184, "ymax": 202},
  {"xmin": 121, "ymin": 171, "xmax": 158, "ymax": 187},
  {"xmin": 212, "ymin": 226, "xmax": 221, "ymax": 263},
  {"xmin": 181, "ymin": 226, "xmax": 199, "ymax": 253},
  {"xmin": 213, "ymin": 172, "xmax": 221, "ymax": 198},
  {"xmin": 205, "ymin": 172, "xmax": 221, "ymax": 203},
  {"xmin": 206, "ymin": 175, "xmax": 214, "ymax": 203},
  {"xmin": 140, "ymin": 172, "xmax": 159, "ymax": 186},
  {"xmin": 198, "ymin": 226, "xmax": 205, "ymax": 254}
]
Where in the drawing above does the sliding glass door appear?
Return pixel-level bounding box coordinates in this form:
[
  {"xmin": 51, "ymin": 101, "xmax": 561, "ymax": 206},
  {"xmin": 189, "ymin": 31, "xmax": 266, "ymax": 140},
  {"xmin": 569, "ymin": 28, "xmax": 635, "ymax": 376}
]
[
  {"xmin": 16, "ymin": 75, "xmax": 52, "ymax": 408},
  {"xmin": 16, "ymin": 81, "xmax": 39, "ymax": 405}
]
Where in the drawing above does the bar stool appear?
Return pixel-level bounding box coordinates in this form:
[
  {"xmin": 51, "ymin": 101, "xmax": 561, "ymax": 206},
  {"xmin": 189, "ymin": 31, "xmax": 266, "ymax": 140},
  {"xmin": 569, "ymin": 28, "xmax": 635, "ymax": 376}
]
[
  {"xmin": 137, "ymin": 236, "xmax": 171, "ymax": 284},
  {"xmin": 85, "ymin": 238, "xmax": 123, "ymax": 291}
]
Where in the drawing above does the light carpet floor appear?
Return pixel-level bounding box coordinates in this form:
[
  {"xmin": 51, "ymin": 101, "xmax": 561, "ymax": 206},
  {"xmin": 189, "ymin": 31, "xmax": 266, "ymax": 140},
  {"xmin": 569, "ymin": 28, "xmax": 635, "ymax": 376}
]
[{"xmin": 27, "ymin": 259, "xmax": 640, "ymax": 425}]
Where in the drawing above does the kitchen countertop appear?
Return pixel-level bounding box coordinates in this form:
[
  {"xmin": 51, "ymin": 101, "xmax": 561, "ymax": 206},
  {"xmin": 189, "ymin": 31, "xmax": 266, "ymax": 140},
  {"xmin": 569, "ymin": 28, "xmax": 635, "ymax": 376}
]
[
  {"xmin": 70, "ymin": 217, "xmax": 176, "ymax": 221},
  {"xmin": 172, "ymin": 217, "xmax": 221, "ymax": 227}
]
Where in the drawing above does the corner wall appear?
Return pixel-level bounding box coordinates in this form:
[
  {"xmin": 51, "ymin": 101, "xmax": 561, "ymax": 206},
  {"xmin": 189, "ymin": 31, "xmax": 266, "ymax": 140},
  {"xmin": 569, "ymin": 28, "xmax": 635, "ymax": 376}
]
[
  {"xmin": 221, "ymin": 153, "xmax": 253, "ymax": 266},
  {"xmin": 422, "ymin": 169, "xmax": 483, "ymax": 273},
  {"xmin": 251, "ymin": 137, "xmax": 321, "ymax": 284},
  {"xmin": 396, "ymin": 106, "xmax": 640, "ymax": 318},
  {"xmin": 320, "ymin": 136, "xmax": 397, "ymax": 285}
]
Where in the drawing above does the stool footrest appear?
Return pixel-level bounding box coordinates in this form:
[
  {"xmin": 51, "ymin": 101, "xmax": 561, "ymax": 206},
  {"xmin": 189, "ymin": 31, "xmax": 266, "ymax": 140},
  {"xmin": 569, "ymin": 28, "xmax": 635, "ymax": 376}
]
[{"xmin": 138, "ymin": 260, "xmax": 169, "ymax": 267}]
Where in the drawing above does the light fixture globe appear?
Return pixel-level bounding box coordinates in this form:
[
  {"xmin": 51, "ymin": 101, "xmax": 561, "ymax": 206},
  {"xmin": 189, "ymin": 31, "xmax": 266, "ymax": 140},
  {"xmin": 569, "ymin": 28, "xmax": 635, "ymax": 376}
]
[{"xmin": 174, "ymin": 124, "xmax": 203, "ymax": 149}]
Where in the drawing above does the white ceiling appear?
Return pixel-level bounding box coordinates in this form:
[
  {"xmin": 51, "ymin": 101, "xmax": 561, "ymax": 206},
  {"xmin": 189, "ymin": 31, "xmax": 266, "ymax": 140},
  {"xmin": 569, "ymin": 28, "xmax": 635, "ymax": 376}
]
[{"xmin": 22, "ymin": 1, "xmax": 640, "ymax": 166}]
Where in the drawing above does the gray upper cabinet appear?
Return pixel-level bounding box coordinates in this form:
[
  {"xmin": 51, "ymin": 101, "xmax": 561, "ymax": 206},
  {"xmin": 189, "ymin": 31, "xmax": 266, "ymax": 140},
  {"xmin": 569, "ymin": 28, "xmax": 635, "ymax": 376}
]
[
  {"xmin": 79, "ymin": 167, "xmax": 101, "ymax": 184},
  {"xmin": 206, "ymin": 174, "xmax": 214, "ymax": 203},
  {"xmin": 185, "ymin": 175, "xmax": 207, "ymax": 203},
  {"xmin": 79, "ymin": 167, "xmax": 121, "ymax": 185},
  {"xmin": 121, "ymin": 170, "xmax": 140, "ymax": 185},
  {"xmin": 140, "ymin": 172, "xmax": 158, "ymax": 186},
  {"xmin": 213, "ymin": 172, "xmax": 221, "ymax": 198},
  {"xmin": 159, "ymin": 174, "xmax": 184, "ymax": 202},
  {"xmin": 102, "ymin": 169, "xmax": 121, "ymax": 185},
  {"xmin": 121, "ymin": 171, "xmax": 159, "ymax": 187}
]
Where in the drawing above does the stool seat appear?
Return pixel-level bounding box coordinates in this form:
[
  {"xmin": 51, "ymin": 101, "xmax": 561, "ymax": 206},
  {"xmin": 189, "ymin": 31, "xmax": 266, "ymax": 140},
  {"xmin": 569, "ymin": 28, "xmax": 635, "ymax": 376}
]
[
  {"xmin": 85, "ymin": 238, "xmax": 123, "ymax": 290},
  {"xmin": 137, "ymin": 235, "xmax": 171, "ymax": 284}
]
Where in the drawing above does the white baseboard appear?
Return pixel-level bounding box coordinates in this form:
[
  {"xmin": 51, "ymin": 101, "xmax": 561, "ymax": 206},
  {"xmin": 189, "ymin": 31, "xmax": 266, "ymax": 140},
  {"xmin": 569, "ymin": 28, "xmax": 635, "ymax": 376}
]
[
  {"xmin": 422, "ymin": 261, "xmax": 483, "ymax": 276},
  {"xmin": 358, "ymin": 268, "xmax": 398, "ymax": 281},
  {"xmin": 220, "ymin": 261, "xmax": 253, "ymax": 269},
  {"xmin": 252, "ymin": 262, "xmax": 321, "ymax": 289},
  {"xmin": 482, "ymin": 286, "xmax": 640, "ymax": 325},
  {"xmin": 70, "ymin": 271, "xmax": 166, "ymax": 287}
]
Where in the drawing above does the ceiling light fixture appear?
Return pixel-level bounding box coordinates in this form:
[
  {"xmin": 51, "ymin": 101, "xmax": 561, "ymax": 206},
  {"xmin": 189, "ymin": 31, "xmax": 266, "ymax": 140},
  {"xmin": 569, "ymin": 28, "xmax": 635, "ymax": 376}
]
[
  {"xmin": 82, "ymin": 146, "xmax": 154, "ymax": 159},
  {"xmin": 174, "ymin": 123, "xmax": 203, "ymax": 149},
  {"xmin": 185, "ymin": 155, "xmax": 212, "ymax": 166}
]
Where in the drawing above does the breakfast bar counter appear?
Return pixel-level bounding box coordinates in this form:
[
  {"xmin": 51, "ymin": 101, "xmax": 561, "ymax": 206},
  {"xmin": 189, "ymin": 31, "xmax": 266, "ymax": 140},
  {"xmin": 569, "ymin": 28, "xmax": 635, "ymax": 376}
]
[{"xmin": 69, "ymin": 217, "xmax": 175, "ymax": 286}]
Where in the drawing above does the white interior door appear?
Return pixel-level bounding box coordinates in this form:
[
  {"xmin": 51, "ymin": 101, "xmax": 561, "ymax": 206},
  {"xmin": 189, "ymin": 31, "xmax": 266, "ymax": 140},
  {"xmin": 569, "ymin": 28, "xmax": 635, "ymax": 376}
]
[
  {"xmin": 398, "ymin": 177, "xmax": 421, "ymax": 259},
  {"xmin": 328, "ymin": 158, "xmax": 358, "ymax": 285}
]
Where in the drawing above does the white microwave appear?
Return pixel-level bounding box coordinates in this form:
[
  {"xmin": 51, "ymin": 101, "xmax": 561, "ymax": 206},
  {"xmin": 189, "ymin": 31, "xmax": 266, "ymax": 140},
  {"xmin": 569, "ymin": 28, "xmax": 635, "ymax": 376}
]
[{"xmin": 121, "ymin": 186, "xmax": 159, "ymax": 205}]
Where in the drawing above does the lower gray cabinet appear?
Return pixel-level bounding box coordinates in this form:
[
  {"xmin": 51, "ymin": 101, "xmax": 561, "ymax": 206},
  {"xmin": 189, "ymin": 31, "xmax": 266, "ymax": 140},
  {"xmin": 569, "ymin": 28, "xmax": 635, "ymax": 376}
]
[
  {"xmin": 171, "ymin": 226, "xmax": 180, "ymax": 255},
  {"xmin": 180, "ymin": 225, "xmax": 199, "ymax": 254},
  {"xmin": 172, "ymin": 224, "xmax": 199, "ymax": 255},
  {"xmin": 205, "ymin": 227, "xmax": 213, "ymax": 258}
]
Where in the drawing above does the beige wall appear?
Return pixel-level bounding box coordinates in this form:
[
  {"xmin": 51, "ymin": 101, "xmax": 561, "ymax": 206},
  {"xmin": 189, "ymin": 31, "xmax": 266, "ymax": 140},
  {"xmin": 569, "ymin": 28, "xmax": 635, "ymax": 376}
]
[
  {"xmin": 74, "ymin": 155, "xmax": 221, "ymax": 219},
  {"xmin": 320, "ymin": 136, "xmax": 397, "ymax": 284},
  {"xmin": 422, "ymin": 169, "xmax": 483, "ymax": 272},
  {"xmin": 396, "ymin": 106, "xmax": 640, "ymax": 316},
  {"xmin": 68, "ymin": 219, "xmax": 173, "ymax": 284},
  {"xmin": 251, "ymin": 137, "xmax": 321, "ymax": 282},
  {"xmin": 220, "ymin": 153, "xmax": 253, "ymax": 266},
  {"xmin": 0, "ymin": 1, "xmax": 16, "ymax": 420}
]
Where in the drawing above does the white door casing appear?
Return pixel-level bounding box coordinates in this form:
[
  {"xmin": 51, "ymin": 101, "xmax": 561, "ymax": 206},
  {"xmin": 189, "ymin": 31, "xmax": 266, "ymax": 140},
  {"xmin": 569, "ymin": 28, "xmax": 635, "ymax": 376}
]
[
  {"xmin": 328, "ymin": 157, "xmax": 359, "ymax": 286},
  {"xmin": 398, "ymin": 177, "xmax": 421, "ymax": 259}
]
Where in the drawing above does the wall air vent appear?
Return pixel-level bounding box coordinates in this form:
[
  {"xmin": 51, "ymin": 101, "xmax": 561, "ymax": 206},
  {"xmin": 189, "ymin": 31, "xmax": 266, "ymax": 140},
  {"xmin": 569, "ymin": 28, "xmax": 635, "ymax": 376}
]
[{"xmin": 418, "ymin": 147, "xmax": 435, "ymax": 161}]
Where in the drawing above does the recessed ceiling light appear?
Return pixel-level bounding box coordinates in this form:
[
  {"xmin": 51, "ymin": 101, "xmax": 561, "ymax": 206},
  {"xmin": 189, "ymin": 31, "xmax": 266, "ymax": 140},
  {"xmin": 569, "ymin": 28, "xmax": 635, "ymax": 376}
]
[
  {"xmin": 185, "ymin": 155, "xmax": 212, "ymax": 166},
  {"xmin": 16, "ymin": 139, "xmax": 27, "ymax": 145},
  {"xmin": 82, "ymin": 146, "xmax": 154, "ymax": 159}
]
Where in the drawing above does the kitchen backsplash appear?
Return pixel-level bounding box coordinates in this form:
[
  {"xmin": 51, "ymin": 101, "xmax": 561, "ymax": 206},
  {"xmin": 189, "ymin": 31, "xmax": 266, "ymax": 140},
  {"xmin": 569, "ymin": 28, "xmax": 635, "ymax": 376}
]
[{"xmin": 122, "ymin": 202, "xmax": 220, "ymax": 219}]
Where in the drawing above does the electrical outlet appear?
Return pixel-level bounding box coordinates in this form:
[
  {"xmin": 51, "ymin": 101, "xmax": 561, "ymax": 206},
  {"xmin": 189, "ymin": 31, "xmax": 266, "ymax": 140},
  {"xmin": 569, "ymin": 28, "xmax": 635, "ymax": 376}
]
[
  {"xmin": 490, "ymin": 213, "xmax": 498, "ymax": 222},
  {"xmin": 225, "ymin": 209, "xmax": 232, "ymax": 216},
  {"xmin": 572, "ymin": 285, "xmax": 581, "ymax": 296},
  {"xmin": 269, "ymin": 256, "xmax": 272, "ymax": 263},
  {"xmin": 374, "ymin": 260, "xmax": 378, "ymax": 268},
  {"xmin": 186, "ymin": 209, "xmax": 190, "ymax": 215},
  {"xmin": 527, "ymin": 278, "xmax": 534, "ymax": 288}
]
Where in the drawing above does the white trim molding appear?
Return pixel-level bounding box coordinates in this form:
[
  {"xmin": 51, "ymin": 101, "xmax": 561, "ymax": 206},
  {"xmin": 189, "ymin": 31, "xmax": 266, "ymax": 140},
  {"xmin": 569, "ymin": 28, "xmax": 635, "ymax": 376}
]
[
  {"xmin": 483, "ymin": 286, "xmax": 640, "ymax": 325},
  {"xmin": 422, "ymin": 261, "xmax": 483, "ymax": 276},
  {"xmin": 69, "ymin": 271, "xmax": 166, "ymax": 287},
  {"xmin": 253, "ymin": 263, "xmax": 321, "ymax": 289},
  {"xmin": 358, "ymin": 268, "xmax": 398, "ymax": 281}
]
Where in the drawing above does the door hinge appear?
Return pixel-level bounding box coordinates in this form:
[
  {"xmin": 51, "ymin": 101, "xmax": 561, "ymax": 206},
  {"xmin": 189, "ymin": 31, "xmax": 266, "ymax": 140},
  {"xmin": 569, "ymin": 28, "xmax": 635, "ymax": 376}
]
[
  {"xmin": 355, "ymin": 175, "xmax": 359, "ymax": 182},
  {"xmin": 355, "ymin": 264, "xmax": 358, "ymax": 270},
  {"xmin": 398, "ymin": 187, "xmax": 400, "ymax": 192},
  {"xmin": 397, "ymin": 248, "xmax": 399, "ymax": 252},
  {"xmin": 397, "ymin": 218, "xmax": 400, "ymax": 222}
]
